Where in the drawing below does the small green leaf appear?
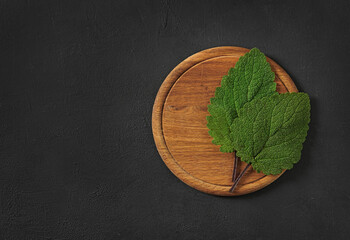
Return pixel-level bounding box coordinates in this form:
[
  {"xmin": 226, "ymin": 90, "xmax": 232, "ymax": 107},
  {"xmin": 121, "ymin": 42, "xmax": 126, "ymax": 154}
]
[
  {"xmin": 230, "ymin": 93, "xmax": 311, "ymax": 175},
  {"xmin": 206, "ymin": 73, "xmax": 238, "ymax": 152}
]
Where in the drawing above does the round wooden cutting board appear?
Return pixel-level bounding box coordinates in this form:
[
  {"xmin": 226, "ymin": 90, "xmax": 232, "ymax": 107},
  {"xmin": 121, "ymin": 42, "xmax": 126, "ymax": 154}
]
[{"xmin": 152, "ymin": 46, "xmax": 298, "ymax": 196}]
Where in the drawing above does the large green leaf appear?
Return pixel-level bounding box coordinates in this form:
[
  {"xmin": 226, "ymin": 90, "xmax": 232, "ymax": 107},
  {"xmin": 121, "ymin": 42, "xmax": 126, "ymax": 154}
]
[
  {"xmin": 230, "ymin": 93, "xmax": 311, "ymax": 175},
  {"xmin": 207, "ymin": 48, "xmax": 276, "ymax": 152}
]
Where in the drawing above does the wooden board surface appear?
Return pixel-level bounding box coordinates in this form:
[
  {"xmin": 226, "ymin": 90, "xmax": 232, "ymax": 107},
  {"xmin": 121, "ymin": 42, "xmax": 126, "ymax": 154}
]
[{"xmin": 152, "ymin": 46, "xmax": 298, "ymax": 196}]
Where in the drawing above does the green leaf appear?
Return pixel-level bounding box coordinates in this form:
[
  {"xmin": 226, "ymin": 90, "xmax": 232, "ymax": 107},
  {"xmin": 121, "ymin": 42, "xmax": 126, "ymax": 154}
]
[
  {"xmin": 230, "ymin": 93, "xmax": 311, "ymax": 175},
  {"xmin": 206, "ymin": 71, "xmax": 237, "ymax": 152},
  {"xmin": 207, "ymin": 48, "xmax": 276, "ymax": 152}
]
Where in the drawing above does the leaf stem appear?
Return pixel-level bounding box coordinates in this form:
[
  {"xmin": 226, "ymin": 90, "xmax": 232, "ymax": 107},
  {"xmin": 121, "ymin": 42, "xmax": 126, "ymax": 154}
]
[
  {"xmin": 232, "ymin": 152, "xmax": 238, "ymax": 182},
  {"xmin": 229, "ymin": 163, "xmax": 251, "ymax": 193}
]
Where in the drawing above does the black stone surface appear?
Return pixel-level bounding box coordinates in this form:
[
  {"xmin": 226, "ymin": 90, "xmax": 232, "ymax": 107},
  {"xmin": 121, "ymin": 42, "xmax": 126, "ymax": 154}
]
[{"xmin": 0, "ymin": 0, "xmax": 349, "ymax": 239}]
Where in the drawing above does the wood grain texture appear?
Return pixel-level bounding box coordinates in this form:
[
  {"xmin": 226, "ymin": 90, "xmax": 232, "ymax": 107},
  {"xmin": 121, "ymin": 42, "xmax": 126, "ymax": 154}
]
[{"xmin": 152, "ymin": 46, "xmax": 298, "ymax": 196}]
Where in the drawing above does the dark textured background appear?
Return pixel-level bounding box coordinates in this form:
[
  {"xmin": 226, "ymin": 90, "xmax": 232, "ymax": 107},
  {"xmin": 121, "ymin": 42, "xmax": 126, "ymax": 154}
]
[{"xmin": 0, "ymin": 0, "xmax": 349, "ymax": 239}]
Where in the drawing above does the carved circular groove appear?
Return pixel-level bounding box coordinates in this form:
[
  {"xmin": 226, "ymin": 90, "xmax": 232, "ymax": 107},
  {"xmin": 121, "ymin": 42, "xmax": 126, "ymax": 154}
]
[{"xmin": 152, "ymin": 46, "xmax": 298, "ymax": 196}]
